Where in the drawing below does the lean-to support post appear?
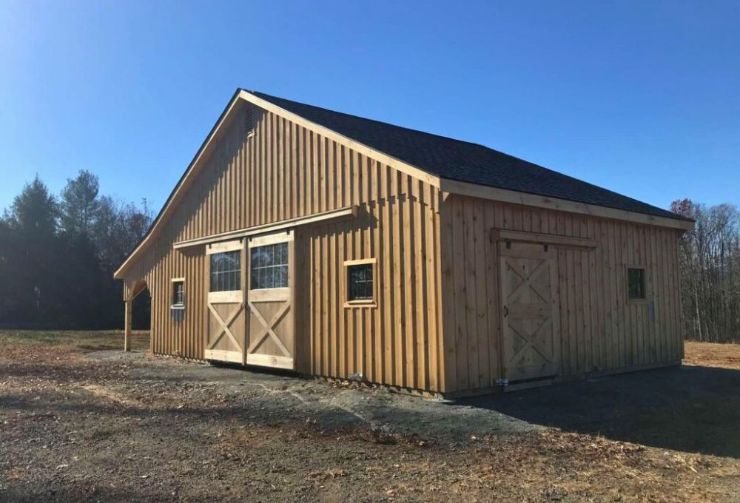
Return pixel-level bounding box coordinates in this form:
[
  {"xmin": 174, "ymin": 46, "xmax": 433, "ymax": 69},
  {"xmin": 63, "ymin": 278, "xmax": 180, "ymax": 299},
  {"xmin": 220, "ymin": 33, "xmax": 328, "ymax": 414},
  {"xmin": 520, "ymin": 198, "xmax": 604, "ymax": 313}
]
[{"xmin": 124, "ymin": 300, "xmax": 132, "ymax": 352}]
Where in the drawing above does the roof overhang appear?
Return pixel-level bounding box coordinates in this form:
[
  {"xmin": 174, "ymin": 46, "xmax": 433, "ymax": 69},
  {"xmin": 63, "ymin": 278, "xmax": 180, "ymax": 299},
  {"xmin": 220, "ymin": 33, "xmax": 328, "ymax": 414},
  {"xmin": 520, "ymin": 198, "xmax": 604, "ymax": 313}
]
[{"xmin": 439, "ymin": 178, "xmax": 694, "ymax": 231}]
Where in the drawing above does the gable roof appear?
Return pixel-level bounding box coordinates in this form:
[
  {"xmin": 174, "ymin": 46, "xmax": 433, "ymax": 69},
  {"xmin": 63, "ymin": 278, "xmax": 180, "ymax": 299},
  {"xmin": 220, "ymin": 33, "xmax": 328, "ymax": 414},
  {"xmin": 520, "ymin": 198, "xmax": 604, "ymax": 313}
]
[
  {"xmin": 249, "ymin": 90, "xmax": 686, "ymax": 222},
  {"xmin": 115, "ymin": 89, "xmax": 690, "ymax": 279}
]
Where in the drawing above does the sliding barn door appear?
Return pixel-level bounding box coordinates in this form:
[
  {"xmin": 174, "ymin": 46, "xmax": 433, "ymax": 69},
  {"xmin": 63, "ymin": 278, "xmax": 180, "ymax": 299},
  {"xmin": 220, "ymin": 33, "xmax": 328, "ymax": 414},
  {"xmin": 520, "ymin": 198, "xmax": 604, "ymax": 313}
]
[
  {"xmin": 246, "ymin": 231, "xmax": 295, "ymax": 370},
  {"xmin": 499, "ymin": 241, "xmax": 560, "ymax": 382},
  {"xmin": 204, "ymin": 240, "xmax": 246, "ymax": 363}
]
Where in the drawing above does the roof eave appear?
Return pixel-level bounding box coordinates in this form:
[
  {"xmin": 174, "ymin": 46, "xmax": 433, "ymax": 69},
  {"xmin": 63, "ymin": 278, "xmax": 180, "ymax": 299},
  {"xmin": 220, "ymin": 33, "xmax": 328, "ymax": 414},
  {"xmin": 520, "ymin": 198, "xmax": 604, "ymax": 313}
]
[{"xmin": 439, "ymin": 178, "xmax": 694, "ymax": 231}]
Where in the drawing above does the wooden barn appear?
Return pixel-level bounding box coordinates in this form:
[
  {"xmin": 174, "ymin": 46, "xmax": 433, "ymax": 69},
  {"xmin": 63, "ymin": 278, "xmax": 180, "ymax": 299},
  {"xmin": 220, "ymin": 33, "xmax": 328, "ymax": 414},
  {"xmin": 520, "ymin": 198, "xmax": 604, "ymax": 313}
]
[{"xmin": 115, "ymin": 89, "xmax": 693, "ymax": 395}]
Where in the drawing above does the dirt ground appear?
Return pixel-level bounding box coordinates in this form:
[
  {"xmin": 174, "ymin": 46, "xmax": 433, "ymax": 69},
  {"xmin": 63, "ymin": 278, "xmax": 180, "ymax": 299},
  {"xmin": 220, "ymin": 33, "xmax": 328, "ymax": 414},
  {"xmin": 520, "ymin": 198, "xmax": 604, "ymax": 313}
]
[{"xmin": 1, "ymin": 332, "xmax": 739, "ymax": 502}]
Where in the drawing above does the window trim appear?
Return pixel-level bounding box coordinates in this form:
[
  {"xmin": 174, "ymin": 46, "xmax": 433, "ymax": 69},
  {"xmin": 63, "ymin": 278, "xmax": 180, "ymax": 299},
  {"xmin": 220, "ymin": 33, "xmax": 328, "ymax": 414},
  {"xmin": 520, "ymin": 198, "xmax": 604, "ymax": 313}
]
[
  {"xmin": 171, "ymin": 277, "xmax": 186, "ymax": 310},
  {"xmin": 344, "ymin": 258, "xmax": 377, "ymax": 308},
  {"xmin": 626, "ymin": 265, "xmax": 648, "ymax": 303}
]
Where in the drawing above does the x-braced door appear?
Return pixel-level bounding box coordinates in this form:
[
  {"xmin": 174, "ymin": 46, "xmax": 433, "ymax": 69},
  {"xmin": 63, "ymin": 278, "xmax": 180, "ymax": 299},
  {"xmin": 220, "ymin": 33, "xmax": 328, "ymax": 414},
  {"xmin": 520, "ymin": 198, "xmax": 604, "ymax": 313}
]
[
  {"xmin": 499, "ymin": 241, "xmax": 560, "ymax": 382},
  {"xmin": 204, "ymin": 240, "xmax": 246, "ymax": 363},
  {"xmin": 246, "ymin": 231, "xmax": 295, "ymax": 369}
]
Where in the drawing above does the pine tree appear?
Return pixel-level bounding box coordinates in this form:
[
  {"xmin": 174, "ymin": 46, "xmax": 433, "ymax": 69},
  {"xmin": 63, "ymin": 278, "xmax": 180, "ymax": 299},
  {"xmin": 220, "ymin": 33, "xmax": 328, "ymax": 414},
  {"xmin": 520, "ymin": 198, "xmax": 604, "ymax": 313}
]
[{"xmin": 60, "ymin": 170, "xmax": 100, "ymax": 235}]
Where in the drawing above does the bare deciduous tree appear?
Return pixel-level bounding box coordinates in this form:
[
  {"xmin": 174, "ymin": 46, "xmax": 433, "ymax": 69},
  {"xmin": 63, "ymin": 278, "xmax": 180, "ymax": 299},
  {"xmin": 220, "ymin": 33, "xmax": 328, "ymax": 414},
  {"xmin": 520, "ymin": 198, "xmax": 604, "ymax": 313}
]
[{"xmin": 672, "ymin": 199, "xmax": 740, "ymax": 342}]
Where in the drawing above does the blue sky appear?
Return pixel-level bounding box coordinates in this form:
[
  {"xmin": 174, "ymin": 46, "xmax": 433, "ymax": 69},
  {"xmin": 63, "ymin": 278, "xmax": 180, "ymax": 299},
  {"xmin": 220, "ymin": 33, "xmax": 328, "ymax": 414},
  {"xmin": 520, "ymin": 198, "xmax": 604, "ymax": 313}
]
[{"xmin": 1, "ymin": 0, "xmax": 738, "ymax": 213}]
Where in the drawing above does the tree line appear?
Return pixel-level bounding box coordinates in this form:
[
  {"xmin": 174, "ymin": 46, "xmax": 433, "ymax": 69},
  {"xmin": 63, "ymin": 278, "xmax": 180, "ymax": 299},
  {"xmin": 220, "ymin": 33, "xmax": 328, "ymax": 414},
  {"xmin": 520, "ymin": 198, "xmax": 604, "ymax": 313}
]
[
  {"xmin": 672, "ymin": 199, "xmax": 740, "ymax": 343},
  {"xmin": 0, "ymin": 173, "xmax": 737, "ymax": 341},
  {"xmin": 0, "ymin": 172, "xmax": 152, "ymax": 329}
]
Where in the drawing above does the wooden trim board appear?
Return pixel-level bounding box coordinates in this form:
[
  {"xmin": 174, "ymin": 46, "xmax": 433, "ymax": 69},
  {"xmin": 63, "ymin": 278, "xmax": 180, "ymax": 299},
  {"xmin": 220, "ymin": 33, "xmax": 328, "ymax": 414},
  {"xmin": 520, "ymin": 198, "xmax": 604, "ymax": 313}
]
[
  {"xmin": 246, "ymin": 353, "xmax": 294, "ymax": 370},
  {"xmin": 174, "ymin": 207, "xmax": 354, "ymax": 250},
  {"xmin": 343, "ymin": 258, "xmax": 377, "ymax": 266},
  {"xmin": 206, "ymin": 239, "xmax": 244, "ymax": 255},
  {"xmin": 204, "ymin": 349, "xmax": 243, "ymax": 363},
  {"xmin": 493, "ymin": 229, "xmax": 598, "ymax": 248},
  {"xmin": 248, "ymin": 230, "xmax": 294, "ymax": 248},
  {"xmin": 208, "ymin": 290, "xmax": 243, "ymax": 303}
]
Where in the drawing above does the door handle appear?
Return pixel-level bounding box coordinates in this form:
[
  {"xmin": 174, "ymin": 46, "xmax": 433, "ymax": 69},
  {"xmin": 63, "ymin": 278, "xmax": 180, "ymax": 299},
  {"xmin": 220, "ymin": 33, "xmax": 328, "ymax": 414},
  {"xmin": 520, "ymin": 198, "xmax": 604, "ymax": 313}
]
[{"xmin": 503, "ymin": 305, "xmax": 509, "ymax": 318}]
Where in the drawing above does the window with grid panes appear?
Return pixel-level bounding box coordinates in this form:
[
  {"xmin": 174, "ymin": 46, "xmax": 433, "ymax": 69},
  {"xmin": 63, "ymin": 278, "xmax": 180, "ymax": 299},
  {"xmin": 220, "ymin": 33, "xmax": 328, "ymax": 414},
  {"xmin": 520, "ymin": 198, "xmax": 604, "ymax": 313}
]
[
  {"xmin": 250, "ymin": 242, "xmax": 288, "ymax": 289},
  {"xmin": 209, "ymin": 251, "xmax": 241, "ymax": 292},
  {"xmin": 347, "ymin": 263, "xmax": 374, "ymax": 301},
  {"xmin": 172, "ymin": 280, "xmax": 185, "ymax": 307}
]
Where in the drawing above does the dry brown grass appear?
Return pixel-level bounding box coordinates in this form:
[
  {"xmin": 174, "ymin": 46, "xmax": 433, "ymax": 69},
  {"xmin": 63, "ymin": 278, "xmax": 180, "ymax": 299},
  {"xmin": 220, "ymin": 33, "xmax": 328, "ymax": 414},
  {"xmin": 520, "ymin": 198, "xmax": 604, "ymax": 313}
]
[
  {"xmin": 685, "ymin": 340, "xmax": 740, "ymax": 369},
  {"xmin": 1, "ymin": 332, "xmax": 739, "ymax": 502}
]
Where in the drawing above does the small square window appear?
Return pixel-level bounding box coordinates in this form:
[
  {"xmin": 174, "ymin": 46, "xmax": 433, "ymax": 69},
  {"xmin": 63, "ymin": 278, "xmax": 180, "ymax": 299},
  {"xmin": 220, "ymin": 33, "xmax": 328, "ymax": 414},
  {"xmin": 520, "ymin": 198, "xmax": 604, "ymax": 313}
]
[
  {"xmin": 627, "ymin": 268, "xmax": 646, "ymax": 300},
  {"xmin": 172, "ymin": 280, "xmax": 185, "ymax": 307},
  {"xmin": 347, "ymin": 263, "xmax": 374, "ymax": 303}
]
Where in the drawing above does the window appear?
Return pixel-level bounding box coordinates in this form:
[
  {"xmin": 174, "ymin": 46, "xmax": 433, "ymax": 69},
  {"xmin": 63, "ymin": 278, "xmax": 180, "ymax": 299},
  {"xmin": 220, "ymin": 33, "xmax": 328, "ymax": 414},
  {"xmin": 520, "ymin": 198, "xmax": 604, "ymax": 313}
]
[
  {"xmin": 346, "ymin": 262, "xmax": 374, "ymax": 303},
  {"xmin": 171, "ymin": 279, "xmax": 185, "ymax": 308},
  {"xmin": 628, "ymin": 268, "xmax": 646, "ymax": 300},
  {"xmin": 250, "ymin": 242, "xmax": 288, "ymax": 290},
  {"xmin": 210, "ymin": 251, "xmax": 241, "ymax": 292}
]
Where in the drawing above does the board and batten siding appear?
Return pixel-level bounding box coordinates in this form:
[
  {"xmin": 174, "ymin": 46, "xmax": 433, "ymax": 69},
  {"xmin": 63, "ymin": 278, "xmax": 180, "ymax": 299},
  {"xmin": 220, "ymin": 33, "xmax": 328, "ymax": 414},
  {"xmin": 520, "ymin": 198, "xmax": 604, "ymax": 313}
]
[
  {"xmin": 439, "ymin": 194, "xmax": 684, "ymax": 394},
  {"xmin": 122, "ymin": 102, "xmax": 446, "ymax": 392},
  {"xmin": 119, "ymin": 96, "xmax": 686, "ymax": 396}
]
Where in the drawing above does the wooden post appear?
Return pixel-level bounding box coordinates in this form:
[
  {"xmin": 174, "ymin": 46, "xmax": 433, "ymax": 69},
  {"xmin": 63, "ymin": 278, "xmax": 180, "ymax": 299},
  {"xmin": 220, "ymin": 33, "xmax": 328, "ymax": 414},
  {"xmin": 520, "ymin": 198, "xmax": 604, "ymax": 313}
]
[{"xmin": 124, "ymin": 300, "xmax": 132, "ymax": 352}]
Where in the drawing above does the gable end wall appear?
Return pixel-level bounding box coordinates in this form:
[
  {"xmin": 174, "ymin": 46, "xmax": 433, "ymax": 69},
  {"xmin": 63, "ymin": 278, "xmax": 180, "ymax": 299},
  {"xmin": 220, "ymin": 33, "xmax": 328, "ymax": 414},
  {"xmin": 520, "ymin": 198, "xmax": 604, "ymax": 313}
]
[{"xmin": 121, "ymin": 102, "xmax": 447, "ymax": 392}]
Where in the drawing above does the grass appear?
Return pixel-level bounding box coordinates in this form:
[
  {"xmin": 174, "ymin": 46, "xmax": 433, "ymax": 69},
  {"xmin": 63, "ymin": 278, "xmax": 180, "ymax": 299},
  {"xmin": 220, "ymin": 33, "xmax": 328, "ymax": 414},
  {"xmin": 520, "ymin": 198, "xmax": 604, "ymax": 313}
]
[{"xmin": 0, "ymin": 330, "xmax": 150, "ymax": 352}]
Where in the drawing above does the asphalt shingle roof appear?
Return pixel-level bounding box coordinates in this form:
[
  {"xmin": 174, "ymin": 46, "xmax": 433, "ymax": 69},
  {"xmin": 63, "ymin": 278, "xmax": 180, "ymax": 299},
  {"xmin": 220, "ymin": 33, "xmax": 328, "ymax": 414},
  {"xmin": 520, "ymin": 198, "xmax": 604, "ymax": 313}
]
[{"xmin": 250, "ymin": 90, "xmax": 685, "ymax": 221}]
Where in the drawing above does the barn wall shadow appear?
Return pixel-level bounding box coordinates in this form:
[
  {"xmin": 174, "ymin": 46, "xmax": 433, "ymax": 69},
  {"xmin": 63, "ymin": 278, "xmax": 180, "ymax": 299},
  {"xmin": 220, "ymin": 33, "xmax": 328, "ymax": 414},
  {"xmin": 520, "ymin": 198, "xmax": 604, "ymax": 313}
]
[{"xmin": 456, "ymin": 365, "xmax": 740, "ymax": 459}]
